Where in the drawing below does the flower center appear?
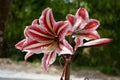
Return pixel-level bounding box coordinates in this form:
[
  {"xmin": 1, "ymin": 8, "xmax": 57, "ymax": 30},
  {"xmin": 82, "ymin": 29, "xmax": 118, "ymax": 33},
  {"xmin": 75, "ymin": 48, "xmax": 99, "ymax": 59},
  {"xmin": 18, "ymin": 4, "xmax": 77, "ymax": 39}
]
[{"xmin": 54, "ymin": 36, "xmax": 59, "ymax": 42}]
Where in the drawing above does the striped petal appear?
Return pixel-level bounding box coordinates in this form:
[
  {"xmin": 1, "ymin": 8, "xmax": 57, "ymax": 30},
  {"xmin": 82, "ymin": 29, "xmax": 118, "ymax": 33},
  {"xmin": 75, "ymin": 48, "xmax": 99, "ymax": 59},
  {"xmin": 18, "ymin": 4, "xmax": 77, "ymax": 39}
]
[
  {"xmin": 54, "ymin": 21, "xmax": 69, "ymax": 41},
  {"xmin": 15, "ymin": 39, "xmax": 26, "ymax": 50},
  {"xmin": 76, "ymin": 8, "xmax": 89, "ymax": 22},
  {"xmin": 32, "ymin": 19, "xmax": 38, "ymax": 25},
  {"xmin": 82, "ymin": 19, "xmax": 100, "ymax": 31},
  {"xmin": 75, "ymin": 37, "xmax": 83, "ymax": 50},
  {"xmin": 58, "ymin": 40, "xmax": 73, "ymax": 55},
  {"xmin": 66, "ymin": 14, "xmax": 76, "ymax": 35},
  {"xmin": 42, "ymin": 51, "xmax": 56, "ymax": 71},
  {"xmin": 82, "ymin": 38, "xmax": 112, "ymax": 47},
  {"xmin": 22, "ymin": 38, "xmax": 54, "ymax": 53},
  {"xmin": 24, "ymin": 25, "xmax": 54, "ymax": 41},
  {"xmin": 66, "ymin": 14, "xmax": 75, "ymax": 26},
  {"xmin": 80, "ymin": 31, "xmax": 100, "ymax": 40},
  {"xmin": 73, "ymin": 16, "xmax": 82, "ymax": 30},
  {"xmin": 24, "ymin": 26, "xmax": 29, "ymax": 37},
  {"xmin": 39, "ymin": 8, "xmax": 55, "ymax": 34},
  {"xmin": 24, "ymin": 51, "xmax": 34, "ymax": 61}
]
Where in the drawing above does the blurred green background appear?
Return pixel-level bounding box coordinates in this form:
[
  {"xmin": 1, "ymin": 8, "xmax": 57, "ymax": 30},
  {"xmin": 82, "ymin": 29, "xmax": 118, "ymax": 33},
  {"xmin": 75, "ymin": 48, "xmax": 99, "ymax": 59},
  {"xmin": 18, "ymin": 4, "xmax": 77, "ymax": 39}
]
[{"xmin": 0, "ymin": 0, "xmax": 120, "ymax": 75}]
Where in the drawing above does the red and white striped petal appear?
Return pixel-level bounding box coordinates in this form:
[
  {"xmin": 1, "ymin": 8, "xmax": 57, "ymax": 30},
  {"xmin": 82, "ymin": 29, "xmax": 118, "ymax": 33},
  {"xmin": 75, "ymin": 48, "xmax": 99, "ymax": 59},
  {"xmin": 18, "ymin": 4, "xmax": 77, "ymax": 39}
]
[
  {"xmin": 79, "ymin": 31, "xmax": 100, "ymax": 40},
  {"xmin": 66, "ymin": 15, "xmax": 76, "ymax": 35},
  {"xmin": 24, "ymin": 51, "xmax": 34, "ymax": 61},
  {"xmin": 54, "ymin": 21, "xmax": 69, "ymax": 41},
  {"xmin": 66, "ymin": 14, "xmax": 75, "ymax": 26},
  {"xmin": 82, "ymin": 19, "xmax": 100, "ymax": 31},
  {"xmin": 32, "ymin": 19, "xmax": 38, "ymax": 25},
  {"xmin": 15, "ymin": 39, "xmax": 26, "ymax": 50},
  {"xmin": 24, "ymin": 26, "xmax": 30, "ymax": 38},
  {"xmin": 82, "ymin": 38, "xmax": 112, "ymax": 47},
  {"xmin": 76, "ymin": 8, "xmax": 89, "ymax": 22},
  {"xmin": 74, "ymin": 37, "xmax": 83, "ymax": 50},
  {"xmin": 24, "ymin": 25, "xmax": 54, "ymax": 41},
  {"xmin": 54, "ymin": 21, "xmax": 67, "ymax": 35},
  {"xmin": 22, "ymin": 38, "xmax": 54, "ymax": 53},
  {"xmin": 39, "ymin": 8, "xmax": 55, "ymax": 34},
  {"xmin": 73, "ymin": 17, "xmax": 82, "ymax": 30},
  {"xmin": 42, "ymin": 51, "xmax": 56, "ymax": 71},
  {"xmin": 58, "ymin": 40, "xmax": 73, "ymax": 55}
]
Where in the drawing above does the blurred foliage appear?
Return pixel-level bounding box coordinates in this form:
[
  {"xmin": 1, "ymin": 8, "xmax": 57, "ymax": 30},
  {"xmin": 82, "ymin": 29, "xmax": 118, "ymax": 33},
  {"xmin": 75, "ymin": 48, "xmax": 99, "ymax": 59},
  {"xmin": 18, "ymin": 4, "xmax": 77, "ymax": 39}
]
[{"xmin": 4, "ymin": 0, "xmax": 120, "ymax": 75}]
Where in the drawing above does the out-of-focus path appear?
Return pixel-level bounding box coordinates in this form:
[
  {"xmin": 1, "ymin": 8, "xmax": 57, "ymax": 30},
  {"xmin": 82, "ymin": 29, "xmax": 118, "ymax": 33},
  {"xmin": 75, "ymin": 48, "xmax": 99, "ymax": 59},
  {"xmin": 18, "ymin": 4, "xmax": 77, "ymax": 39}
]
[
  {"xmin": 0, "ymin": 58, "xmax": 120, "ymax": 80},
  {"xmin": 0, "ymin": 70, "xmax": 83, "ymax": 80}
]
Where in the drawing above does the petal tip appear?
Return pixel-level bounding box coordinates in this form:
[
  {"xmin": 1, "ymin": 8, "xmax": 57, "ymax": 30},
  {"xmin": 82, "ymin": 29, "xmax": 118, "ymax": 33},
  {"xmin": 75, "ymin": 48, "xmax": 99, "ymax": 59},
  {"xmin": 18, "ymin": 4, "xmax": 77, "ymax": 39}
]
[{"xmin": 32, "ymin": 19, "xmax": 39, "ymax": 25}]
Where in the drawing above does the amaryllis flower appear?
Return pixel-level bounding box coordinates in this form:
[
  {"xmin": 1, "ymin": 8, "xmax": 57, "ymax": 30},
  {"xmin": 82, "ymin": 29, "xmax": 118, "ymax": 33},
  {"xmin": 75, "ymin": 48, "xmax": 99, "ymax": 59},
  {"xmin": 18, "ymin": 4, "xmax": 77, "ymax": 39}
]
[
  {"xmin": 66, "ymin": 8, "xmax": 100, "ymax": 50},
  {"xmin": 15, "ymin": 8, "xmax": 73, "ymax": 70}
]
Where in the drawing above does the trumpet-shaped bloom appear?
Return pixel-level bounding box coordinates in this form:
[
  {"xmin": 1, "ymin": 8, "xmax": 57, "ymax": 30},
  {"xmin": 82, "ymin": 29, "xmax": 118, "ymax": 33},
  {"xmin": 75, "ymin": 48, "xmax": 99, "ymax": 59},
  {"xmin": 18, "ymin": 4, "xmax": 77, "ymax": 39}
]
[
  {"xmin": 15, "ymin": 8, "xmax": 73, "ymax": 70},
  {"xmin": 66, "ymin": 8, "xmax": 100, "ymax": 50}
]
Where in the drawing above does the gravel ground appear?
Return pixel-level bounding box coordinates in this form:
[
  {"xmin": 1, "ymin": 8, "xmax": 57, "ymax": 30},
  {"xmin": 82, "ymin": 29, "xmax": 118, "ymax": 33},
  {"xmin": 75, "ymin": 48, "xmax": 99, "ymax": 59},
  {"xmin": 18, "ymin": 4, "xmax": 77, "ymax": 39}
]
[{"xmin": 0, "ymin": 58, "xmax": 120, "ymax": 80}]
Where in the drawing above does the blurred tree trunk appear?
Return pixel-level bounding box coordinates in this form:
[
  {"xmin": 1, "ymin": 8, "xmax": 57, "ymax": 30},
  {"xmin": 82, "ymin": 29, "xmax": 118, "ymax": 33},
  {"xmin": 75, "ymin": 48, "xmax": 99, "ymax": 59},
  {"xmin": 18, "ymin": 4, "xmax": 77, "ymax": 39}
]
[
  {"xmin": 0, "ymin": 0, "xmax": 11, "ymax": 57},
  {"xmin": 76, "ymin": 0, "xmax": 80, "ymax": 9}
]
